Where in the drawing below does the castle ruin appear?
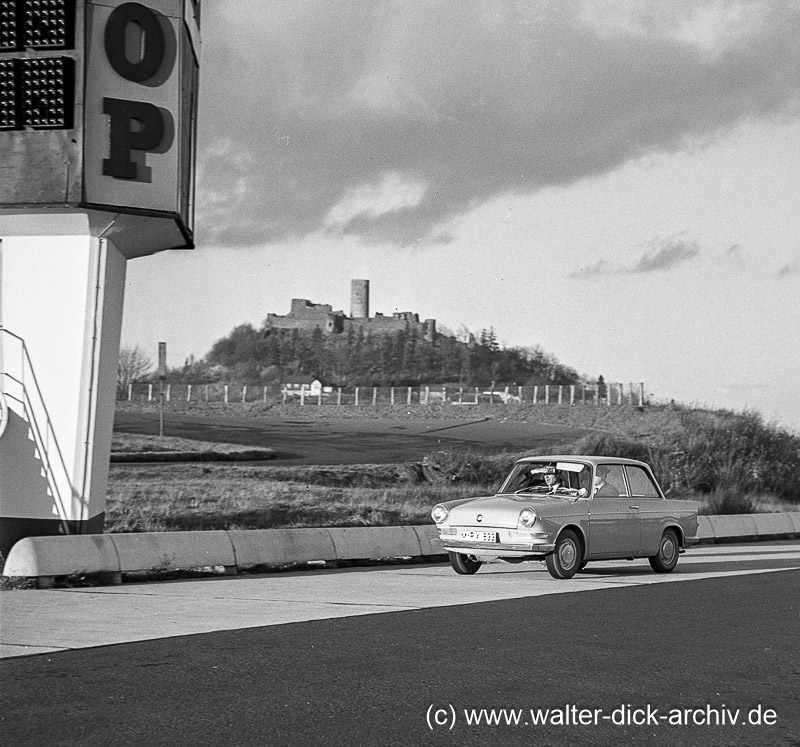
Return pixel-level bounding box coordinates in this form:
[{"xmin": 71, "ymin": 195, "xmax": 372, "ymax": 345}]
[{"xmin": 264, "ymin": 279, "xmax": 436, "ymax": 342}]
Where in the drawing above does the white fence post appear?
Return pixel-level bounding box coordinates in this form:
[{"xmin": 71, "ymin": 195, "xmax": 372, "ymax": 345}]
[
  {"xmin": 570, "ymin": 385, "xmax": 575, "ymax": 405},
  {"xmin": 390, "ymin": 387, "xmax": 395, "ymax": 405},
  {"xmin": 242, "ymin": 385, "xmax": 247, "ymax": 403},
  {"xmin": 187, "ymin": 384, "xmax": 192, "ymax": 402},
  {"xmin": 533, "ymin": 385, "xmax": 538, "ymax": 404},
  {"xmin": 148, "ymin": 383, "xmax": 153, "ymax": 402},
  {"xmin": 127, "ymin": 383, "xmax": 132, "ymax": 401},
  {"xmin": 337, "ymin": 387, "xmax": 342, "ymax": 405},
  {"xmin": 558, "ymin": 385, "xmax": 563, "ymax": 405},
  {"xmin": 458, "ymin": 387, "xmax": 463, "ymax": 404},
  {"xmin": 373, "ymin": 387, "xmax": 377, "ymax": 405},
  {"xmin": 407, "ymin": 387, "xmax": 412, "ymax": 405},
  {"xmin": 355, "ymin": 387, "xmax": 360, "ymax": 406}
]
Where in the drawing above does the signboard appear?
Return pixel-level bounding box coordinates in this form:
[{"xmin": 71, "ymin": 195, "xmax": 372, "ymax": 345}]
[
  {"xmin": 1, "ymin": 0, "xmax": 200, "ymax": 253},
  {"xmin": 0, "ymin": 0, "xmax": 84, "ymax": 204},
  {"xmin": 83, "ymin": 0, "xmax": 198, "ymax": 236}
]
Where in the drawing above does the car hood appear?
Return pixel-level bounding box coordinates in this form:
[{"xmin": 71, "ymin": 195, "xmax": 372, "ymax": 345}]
[{"xmin": 446, "ymin": 493, "xmax": 577, "ymax": 529}]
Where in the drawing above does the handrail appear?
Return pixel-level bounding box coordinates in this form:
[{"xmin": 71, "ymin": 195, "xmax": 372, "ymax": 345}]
[{"xmin": 0, "ymin": 326, "xmax": 76, "ymax": 533}]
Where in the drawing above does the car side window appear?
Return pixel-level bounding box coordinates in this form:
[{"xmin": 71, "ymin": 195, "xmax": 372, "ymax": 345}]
[
  {"xmin": 594, "ymin": 464, "xmax": 627, "ymax": 497},
  {"xmin": 625, "ymin": 466, "xmax": 660, "ymax": 498}
]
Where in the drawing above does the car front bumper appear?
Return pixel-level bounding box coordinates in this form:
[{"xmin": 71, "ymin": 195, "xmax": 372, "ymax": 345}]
[{"xmin": 440, "ymin": 535, "xmax": 556, "ymax": 558}]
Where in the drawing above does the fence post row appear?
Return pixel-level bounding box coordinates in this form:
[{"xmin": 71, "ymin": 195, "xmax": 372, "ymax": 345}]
[{"xmin": 120, "ymin": 383, "xmax": 647, "ymax": 406}]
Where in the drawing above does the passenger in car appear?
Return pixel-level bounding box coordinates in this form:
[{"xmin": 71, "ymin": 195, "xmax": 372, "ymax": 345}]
[{"xmin": 593, "ymin": 465, "xmax": 624, "ymax": 497}]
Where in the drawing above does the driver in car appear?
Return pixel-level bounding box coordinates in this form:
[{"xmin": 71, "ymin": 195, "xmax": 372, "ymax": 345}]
[{"xmin": 543, "ymin": 470, "xmax": 563, "ymax": 493}]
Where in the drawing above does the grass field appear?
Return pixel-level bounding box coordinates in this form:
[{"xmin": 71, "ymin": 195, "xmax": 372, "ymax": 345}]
[{"xmin": 106, "ymin": 401, "xmax": 800, "ymax": 533}]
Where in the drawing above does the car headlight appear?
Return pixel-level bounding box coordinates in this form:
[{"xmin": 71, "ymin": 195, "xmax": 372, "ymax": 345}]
[
  {"xmin": 431, "ymin": 504, "xmax": 449, "ymax": 524},
  {"xmin": 518, "ymin": 507, "xmax": 537, "ymax": 528}
]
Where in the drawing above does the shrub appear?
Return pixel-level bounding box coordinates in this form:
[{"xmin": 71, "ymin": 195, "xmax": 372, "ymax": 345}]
[{"xmin": 702, "ymin": 488, "xmax": 757, "ymax": 515}]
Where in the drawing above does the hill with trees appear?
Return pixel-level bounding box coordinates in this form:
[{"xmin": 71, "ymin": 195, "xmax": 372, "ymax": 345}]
[{"xmin": 154, "ymin": 323, "xmax": 584, "ymax": 389}]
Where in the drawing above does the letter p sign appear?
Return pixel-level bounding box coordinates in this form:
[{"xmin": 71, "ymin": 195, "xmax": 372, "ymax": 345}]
[{"xmin": 101, "ymin": 2, "xmax": 174, "ymax": 181}]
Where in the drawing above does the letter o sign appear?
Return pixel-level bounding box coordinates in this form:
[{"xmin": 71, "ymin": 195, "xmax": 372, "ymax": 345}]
[
  {"xmin": 104, "ymin": 2, "xmax": 168, "ymax": 83},
  {"xmin": 100, "ymin": 2, "xmax": 174, "ymax": 181}
]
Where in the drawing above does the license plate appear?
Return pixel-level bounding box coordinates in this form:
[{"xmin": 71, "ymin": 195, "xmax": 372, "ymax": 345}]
[{"xmin": 458, "ymin": 530, "xmax": 498, "ymax": 543}]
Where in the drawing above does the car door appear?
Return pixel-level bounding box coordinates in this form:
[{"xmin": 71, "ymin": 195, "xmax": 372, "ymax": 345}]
[
  {"xmin": 626, "ymin": 465, "xmax": 666, "ymax": 555},
  {"xmin": 587, "ymin": 464, "xmax": 641, "ymax": 557}
]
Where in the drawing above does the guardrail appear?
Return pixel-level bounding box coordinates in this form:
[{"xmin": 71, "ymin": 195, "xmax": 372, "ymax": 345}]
[{"xmin": 3, "ymin": 514, "xmax": 799, "ymax": 587}]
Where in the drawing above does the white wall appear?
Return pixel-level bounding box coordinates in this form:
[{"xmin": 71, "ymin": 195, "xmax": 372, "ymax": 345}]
[{"xmin": 0, "ymin": 212, "xmax": 126, "ymax": 527}]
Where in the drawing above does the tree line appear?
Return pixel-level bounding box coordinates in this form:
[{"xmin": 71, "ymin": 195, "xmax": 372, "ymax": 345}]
[{"xmin": 119, "ymin": 323, "xmax": 587, "ymax": 392}]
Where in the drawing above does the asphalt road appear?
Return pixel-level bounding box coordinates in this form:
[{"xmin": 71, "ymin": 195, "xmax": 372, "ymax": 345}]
[
  {"xmin": 2, "ymin": 563, "xmax": 798, "ymax": 746},
  {"xmin": 113, "ymin": 411, "xmax": 592, "ymax": 464}
]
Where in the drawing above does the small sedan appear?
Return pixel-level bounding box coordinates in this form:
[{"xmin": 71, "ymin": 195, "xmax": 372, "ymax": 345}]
[{"xmin": 431, "ymin": 455, "xmax": 699, "ymax": 579}]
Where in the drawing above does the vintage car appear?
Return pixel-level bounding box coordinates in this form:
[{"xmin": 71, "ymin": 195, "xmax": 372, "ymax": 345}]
[{"xmin": 431, "ymin": 455, "xmax": 699, "ymax": 579}]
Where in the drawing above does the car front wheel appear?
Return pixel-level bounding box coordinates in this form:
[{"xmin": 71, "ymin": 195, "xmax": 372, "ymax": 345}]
[
  {"xmin": 545, "ymin": 529, "xmax": 581, "ymax": 579},
  {"xmin": 649, "ymin": 529, "xmax": 680, "ymax": 573},
  {"xmin": 449, "ymin": 551, "xmax": 482, "ymax": 575}
]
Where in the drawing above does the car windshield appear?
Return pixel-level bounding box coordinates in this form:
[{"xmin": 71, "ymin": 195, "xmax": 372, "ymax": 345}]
[{"xmin": 498, "ymin": 460, "xmax": 592, "ymax": 498}]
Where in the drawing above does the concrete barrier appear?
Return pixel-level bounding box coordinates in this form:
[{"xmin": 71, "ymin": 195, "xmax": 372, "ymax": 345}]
[
  {"xmin": 110, "ymin": 531, "xmax": 236, "ymax": 573},
  {"xmin": 228, "ymin": 528, "xmax": 337, "ymax": 568},
  {"xmin": 702, "ymin": 514, "xmax": 758, "ymax": 540},
  {"xmin": 328, "ymin": 526, "xmax": 422, "ymax": 560},
  {"xmin": 412, "ymin": 525, "xmax": 446, "ymax": 555},
  {"xmin": 752, "ymin": 513, "xmax": 798, "ymax": 538},
  {"xmin": 2, "ymin": 534, "xmax": 119, "ymax": 578},
  {"xmin": 697, "ymin": 516, "xmax": 714, "ymax": 540},
  {"xmin": 2, "ymin": 514, "xmax": 798, "ymax": 584}
]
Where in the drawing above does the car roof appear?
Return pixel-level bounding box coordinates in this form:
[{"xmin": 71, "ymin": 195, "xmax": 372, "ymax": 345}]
[{"xmin": 513, "ymin": 455, "xmax": 650, "ymax": 468}]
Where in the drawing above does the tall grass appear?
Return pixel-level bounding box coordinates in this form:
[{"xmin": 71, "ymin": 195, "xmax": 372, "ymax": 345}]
[
  {"xmin": 106, "ymin": 464, "xmax": 494, "ymax": 532},
  {"xmin": 561, "ymin": 408, "xmax": 800, "ymax": 506},
  {"xmin": 106, "ymin": 403, "xmax": 800, "ymax": 530},
  {"xmin": 409, "ymin": 406, "xmax": 800, "ymax": 511}
]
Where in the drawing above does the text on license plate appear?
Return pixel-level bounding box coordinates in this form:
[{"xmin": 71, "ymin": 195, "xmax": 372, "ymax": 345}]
[{"xmin": 458, "ymin": 530, "xmax": 498, "ymax": 542}]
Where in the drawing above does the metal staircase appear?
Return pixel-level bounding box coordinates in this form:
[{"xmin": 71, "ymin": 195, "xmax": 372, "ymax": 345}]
[{"xmin": 0, "ymin": 326, "xmax": 74, "ymax": 532}]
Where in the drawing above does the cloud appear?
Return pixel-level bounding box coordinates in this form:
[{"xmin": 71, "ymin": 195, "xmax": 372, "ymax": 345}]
[
  {"xmin": 324, "ymin": 172, "xmax": 428, "ymax": 231},
  {"xmin": 631, "ymin": 237, "xmax": 700, "ymax": 273},
  {"xmin": 195, "ymin": 0, "xmax": 800, "ymax": 247},
  {"xmin": 567, "ymin": 260, "xmax": 619, "ymax": 279},
  {"xmin": 570, "ymin": 235, "xmax": 700, "ymax": 278},
  {"xmin": 775, "ymin": 259, "xmax": 800, "ymax": 278}
]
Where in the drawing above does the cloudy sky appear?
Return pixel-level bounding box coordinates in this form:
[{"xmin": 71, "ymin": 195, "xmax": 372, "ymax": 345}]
[{"xmin": 122, "ymin": 0, "xmax": 800, "ymax": 429}]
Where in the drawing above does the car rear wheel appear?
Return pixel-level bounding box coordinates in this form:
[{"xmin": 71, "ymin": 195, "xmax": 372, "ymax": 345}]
[
  {"xmin": 545, "ymin": 529, "xmax": 581, "ymax": 579},
  {"xmin": 649, "ymin": 529, "xmax": 680, "ymax": 573},
  {"xmin": 449, "ymin": 551, "xmax": 482, "ymax": 575}
]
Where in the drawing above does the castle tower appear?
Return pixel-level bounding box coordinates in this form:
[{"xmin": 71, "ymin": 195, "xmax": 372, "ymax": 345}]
[
  {"xmin": 351, "ymin": 279, "xmax": 369, "ymax": 318},
  {"xmin": 424, "ymin": 318, "xmax": 437, "ymax": 342}
]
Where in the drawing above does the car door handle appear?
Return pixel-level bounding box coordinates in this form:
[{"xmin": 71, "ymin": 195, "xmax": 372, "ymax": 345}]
[{"xmin": 629, "ymin": 505, "xmax": 640, "ymax": 510}]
